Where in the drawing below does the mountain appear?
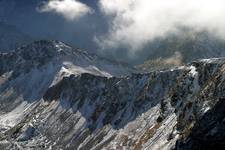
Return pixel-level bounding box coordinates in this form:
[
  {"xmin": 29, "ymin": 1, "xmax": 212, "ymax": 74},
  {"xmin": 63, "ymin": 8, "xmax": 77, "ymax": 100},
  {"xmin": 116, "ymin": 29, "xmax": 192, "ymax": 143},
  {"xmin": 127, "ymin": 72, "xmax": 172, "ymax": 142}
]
[
  {"xmin": 0, "ymin": 22, "xmax": 32, "ymax": 52},
  {"xmin": 0, "ymin": 0, "xmax": 101, "ymax": 55},
  {"xmin": 1, "ymin": 41, "xmax": 225, "ymax": 149},
  {"xmin": 138, "ymin": 31, "xmax": 225, "ymax": 71}
]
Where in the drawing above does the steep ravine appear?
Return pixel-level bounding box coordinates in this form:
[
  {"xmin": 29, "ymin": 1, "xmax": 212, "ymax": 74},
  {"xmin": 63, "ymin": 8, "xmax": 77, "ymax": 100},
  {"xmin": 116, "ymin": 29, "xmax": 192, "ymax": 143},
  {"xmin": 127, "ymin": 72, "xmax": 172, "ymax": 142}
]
[{"xmin": 1, "ymin": 42, "xmax": 225, "ymax": 149}]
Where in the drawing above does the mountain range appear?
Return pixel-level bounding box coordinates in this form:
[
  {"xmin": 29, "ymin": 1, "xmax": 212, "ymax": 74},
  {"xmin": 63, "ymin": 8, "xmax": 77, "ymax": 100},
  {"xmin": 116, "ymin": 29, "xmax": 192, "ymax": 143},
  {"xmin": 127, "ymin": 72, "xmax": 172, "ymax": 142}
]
[{"xmin": 0, "ymin": 40, "xmax": 225, "ymax": 149}]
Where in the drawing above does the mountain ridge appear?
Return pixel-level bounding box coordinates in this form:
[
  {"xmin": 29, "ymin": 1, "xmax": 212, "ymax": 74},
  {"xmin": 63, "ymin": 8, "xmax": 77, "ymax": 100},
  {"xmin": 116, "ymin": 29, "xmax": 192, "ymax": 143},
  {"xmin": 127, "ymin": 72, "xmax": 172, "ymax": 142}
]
[{"xmin": 1, "ymin": 41, "xmax": 225, "ymax": 149}]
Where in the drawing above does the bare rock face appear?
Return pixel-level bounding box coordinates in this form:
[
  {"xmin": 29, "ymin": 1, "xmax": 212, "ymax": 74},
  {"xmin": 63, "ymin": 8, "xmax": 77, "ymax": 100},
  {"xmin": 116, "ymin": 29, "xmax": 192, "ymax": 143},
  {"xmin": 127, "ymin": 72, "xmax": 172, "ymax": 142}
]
[
  {"xmin": 1, "ymin": 41, "xmax": 225, "ymax": 150},
  {"xmin": 175, "ymin": 97, "xmax": 225, "ymax": 150}
]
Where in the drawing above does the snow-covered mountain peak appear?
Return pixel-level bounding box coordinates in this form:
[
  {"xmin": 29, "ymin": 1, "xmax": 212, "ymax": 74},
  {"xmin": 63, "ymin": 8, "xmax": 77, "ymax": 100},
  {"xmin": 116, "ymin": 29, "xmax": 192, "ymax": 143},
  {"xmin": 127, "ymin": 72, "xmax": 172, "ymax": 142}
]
[{"xmin": 0, "ymin": 40, "xmax": 135, "ymax": 79}]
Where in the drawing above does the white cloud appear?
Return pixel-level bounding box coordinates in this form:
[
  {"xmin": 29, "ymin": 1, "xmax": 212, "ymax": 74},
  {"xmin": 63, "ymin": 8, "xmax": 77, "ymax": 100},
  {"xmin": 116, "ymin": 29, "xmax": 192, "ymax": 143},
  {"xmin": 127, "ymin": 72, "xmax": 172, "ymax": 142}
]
[
  {"xmin": 97, "ymin": 0, "xmax": 225, "ymax": 50},
  {"xmin": 38, "ymin": 0, "xmax": 92, "ymax": 21}
]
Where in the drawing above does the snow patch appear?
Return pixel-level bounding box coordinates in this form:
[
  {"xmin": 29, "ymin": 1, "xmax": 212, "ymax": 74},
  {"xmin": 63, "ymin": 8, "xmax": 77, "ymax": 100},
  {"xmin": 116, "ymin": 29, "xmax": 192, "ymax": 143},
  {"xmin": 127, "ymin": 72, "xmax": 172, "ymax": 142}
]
[
  {"xmin": 189, "ymin": 65, "xmax": 198, "ymax": 77},
  {"xmin": 0, "ymin": 101, "xmax": 37, "ymax": 129}
]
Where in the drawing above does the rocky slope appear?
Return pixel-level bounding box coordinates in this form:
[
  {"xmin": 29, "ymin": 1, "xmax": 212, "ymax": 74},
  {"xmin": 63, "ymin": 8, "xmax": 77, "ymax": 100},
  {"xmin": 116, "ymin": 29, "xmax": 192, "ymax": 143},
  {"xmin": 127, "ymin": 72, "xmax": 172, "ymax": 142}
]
[
  {"xmin": 0, "ymin": 41, "xmax": 225, "ymax": 150},
  {"xmin": 175, "ymin": 97, "xmax": 225, "ymax": 150}
]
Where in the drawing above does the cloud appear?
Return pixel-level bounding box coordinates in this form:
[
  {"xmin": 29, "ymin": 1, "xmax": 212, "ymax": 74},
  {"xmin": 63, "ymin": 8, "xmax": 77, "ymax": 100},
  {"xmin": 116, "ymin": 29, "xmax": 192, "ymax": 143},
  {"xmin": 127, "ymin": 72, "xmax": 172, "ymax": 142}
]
[
  {"xmin": 38, "ymin": 0, "xmax": 93, "ymax": 21},
  {"xmin": 138, "ymin": 51, "xmax": 183, "ymax": 71},
  {"xmin": 97, "ymin": 0, "xmax": 225, "ymax": 50}
]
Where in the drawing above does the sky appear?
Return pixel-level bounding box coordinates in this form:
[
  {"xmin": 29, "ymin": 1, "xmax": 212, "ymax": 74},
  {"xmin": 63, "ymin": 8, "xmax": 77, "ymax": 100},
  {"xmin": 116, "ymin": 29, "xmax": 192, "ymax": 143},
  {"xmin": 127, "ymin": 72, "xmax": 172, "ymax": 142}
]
[{"xmin": 1, "ymin": 0, "xmax": 225, "ymax": 64}]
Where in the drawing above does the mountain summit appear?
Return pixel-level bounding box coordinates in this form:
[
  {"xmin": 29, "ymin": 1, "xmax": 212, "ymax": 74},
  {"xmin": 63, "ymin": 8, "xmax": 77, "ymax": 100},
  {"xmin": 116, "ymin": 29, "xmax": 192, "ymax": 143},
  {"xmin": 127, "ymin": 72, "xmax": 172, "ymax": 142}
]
[{"xmin": 0, "ymin": 40, "xmax": 135, "ymax": 77}]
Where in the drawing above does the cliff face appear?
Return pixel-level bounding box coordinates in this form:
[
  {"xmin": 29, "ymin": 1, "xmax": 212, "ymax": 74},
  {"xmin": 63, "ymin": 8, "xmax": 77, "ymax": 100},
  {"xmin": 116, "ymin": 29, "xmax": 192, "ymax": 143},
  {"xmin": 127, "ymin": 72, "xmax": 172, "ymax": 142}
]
[
  {"xmin": 175, "ymin": 97, "xmax": 225, "ymax": 150},
  {"xmin": 0, "ymin": 41, "xmax": 225, "ymax": 150}
]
